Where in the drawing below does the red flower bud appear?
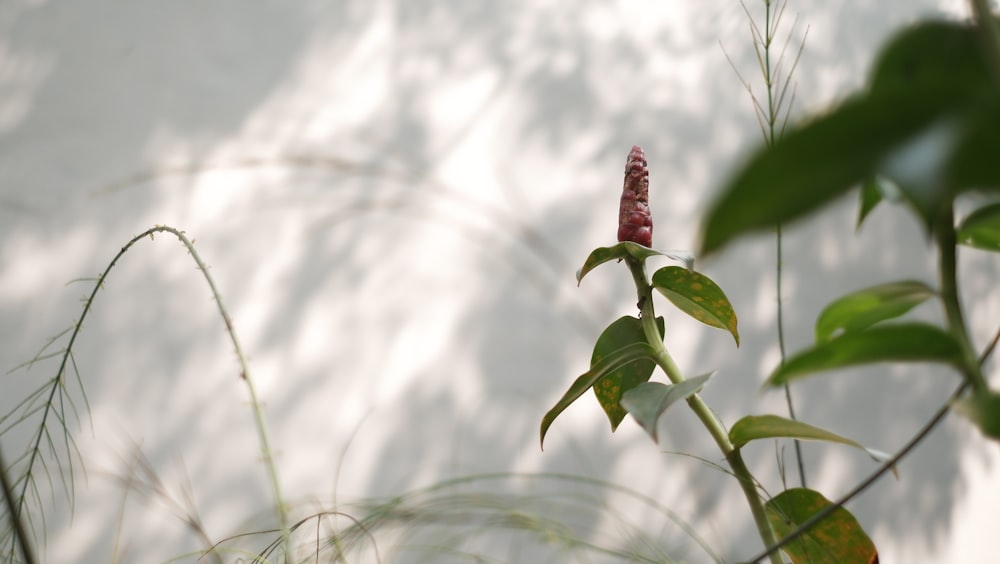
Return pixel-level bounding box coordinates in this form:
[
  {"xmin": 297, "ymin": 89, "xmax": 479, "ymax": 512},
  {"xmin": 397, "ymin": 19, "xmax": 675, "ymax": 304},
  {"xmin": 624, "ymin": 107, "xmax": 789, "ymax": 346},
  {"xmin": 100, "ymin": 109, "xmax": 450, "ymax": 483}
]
[{"xmin": 617, "ymin": 145, "xmax": 653, "ymax": 247}]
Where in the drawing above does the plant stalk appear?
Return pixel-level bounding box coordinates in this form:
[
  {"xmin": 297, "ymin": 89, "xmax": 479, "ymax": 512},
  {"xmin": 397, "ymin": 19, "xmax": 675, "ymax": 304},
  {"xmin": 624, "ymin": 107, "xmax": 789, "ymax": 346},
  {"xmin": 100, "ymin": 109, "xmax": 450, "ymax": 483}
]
[
  {"xmin": 935, "ymin": 206, "xmax": 987, "ymax": 392},
  {"xmin": 626, "ymin": 258, "xmax": 782, "ymax": 563}
]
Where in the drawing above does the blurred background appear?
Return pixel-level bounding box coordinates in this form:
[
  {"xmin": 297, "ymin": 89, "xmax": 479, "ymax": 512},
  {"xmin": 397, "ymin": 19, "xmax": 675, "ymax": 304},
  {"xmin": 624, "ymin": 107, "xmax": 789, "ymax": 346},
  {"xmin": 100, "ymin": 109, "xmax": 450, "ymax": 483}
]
[{"xmin": 2, "ymin": 0, "xmax": 997, "ymax": 562}]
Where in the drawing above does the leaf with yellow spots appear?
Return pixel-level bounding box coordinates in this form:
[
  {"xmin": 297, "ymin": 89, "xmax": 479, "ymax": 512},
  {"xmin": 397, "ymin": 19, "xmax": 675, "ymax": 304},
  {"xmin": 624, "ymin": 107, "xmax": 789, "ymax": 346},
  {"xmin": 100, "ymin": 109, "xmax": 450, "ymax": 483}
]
[
  {"xmin": 651, "ymin": 266, "xmax": 739, "ymax": 346},
  {"xmin": 590, "ymin": 316, "xmax": 665, "ymax": 431},
  {"xmin": 540, "ymin": 340, "xmax": 657, "ymax": 450},
  {"xmin": 765, "ymin": 488, "xmax": 878, "ymax": 564}
]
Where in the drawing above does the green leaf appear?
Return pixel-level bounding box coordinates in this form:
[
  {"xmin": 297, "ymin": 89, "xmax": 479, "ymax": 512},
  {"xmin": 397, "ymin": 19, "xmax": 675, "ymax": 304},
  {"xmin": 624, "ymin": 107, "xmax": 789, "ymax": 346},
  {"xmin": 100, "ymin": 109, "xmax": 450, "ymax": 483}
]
[
  {"xmin": 952, "ymin": 389, "xmax": 1000, "ymax": 440},
  {"xmin": 869, "ymin": 20, "xmax": 992, "ymax": 100},
  {"xmin": 766, "ymin": 323, "xmax": 964, "ymax": 388},
  {"xmin": 701, "ymin": 20, "xmax": 997, "ymax": 256},
  {"xmin": 729, "ymin": 415, "xmax": 867, "ymax": 453},
  {"xmin": 620, "ymin": 373, "xmax": 713, "ymax": 443},
  {"xmin": 591, "ymin": 316, "xmax": 665, "ymax": 431},
  {"xmin": 540, "ymin": 342, "xmax": 656, "ymax": 450},
  {"xmin": 856, "ymin": 176, "xmax": 884, "ymax": 230},
  {"xmin": 700, "ymin": 90, "xmax": 953, "ymax": 256},
  {"xmin": 948, "ymin": 100, "xmax": 1000, "ymax": 192},
  {"xmin": 651, "ymin": 266, "xmax": 739, "ymax": 345},
  {"xmin": 576, "ymin": 242, "xmax": 692, "ymax": 284},
  {"xmin": 815, "ymin": 280, "xmax": 936, "ymax": 343},
  {"xmin": 765, "ymin": 488, "xmax": 878, "ymax": 564},
  {"xmin": 957, "ymin": 202, "xmax": 1000, "ymax": 251}
]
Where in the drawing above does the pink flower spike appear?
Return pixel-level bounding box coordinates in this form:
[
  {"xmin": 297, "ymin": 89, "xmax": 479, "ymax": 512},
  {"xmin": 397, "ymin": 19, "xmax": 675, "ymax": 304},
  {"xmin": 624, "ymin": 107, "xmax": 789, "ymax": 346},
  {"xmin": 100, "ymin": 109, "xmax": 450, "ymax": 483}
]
[{"xmin": 617, "ymin": 145, "xmax": 653, "ymax": 247}]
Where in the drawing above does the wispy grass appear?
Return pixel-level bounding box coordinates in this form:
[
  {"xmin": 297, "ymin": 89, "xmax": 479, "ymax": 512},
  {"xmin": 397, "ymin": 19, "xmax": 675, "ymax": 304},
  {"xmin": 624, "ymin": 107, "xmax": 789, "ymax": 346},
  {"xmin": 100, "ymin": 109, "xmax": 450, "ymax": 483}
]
[
  {"xmin": 0, "ymin": 225, "xmax": 290, "ymax": 562},
  {"xmin": 200, "ymin": 473, "xmax": 719, "ymax": 563}
]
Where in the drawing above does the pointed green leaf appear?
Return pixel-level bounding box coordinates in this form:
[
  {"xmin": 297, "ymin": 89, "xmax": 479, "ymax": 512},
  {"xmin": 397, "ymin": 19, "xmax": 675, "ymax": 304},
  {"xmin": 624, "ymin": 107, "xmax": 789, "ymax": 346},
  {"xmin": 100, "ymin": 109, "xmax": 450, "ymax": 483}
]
[
  {"xmin": 952, "ymin": 389, "xmax": 1000, "ymax": 440},
  {"xmin": 856, "ymin": 176, "xmax": 884, "ymax": 230},
  {"xmin": 652, "ymin": 266, "xmax": 739, "ymax": 345},
  {"xmin": 766, "ymin": 323, "xmax": 964, "ymax": 388},
  {"xmin": 576, "ymin": 242, "xmax": 692, "ymax": 284},
  {"xmin": 700, "ymin": 91, "xmax": 954, "ymax": 256},
  {"xmin": 620, "ymin": 373, "xmax": 713, "ymax": 443},
  {"xmin": 540, "ymin": 342, "xmax": 656, "ymax": 450},
  {"xmin": 701, "ymin": 20, "xmax": 995, "ymax": 257},
  {"xmin": 957, "ymin": 202, "xmax": 1000, "ymax": 251},
  {"xmin": 729, "ymin": 415, "xmax": 867, "ymax": 453},
  {"xmin": 591, "ymin": 316, "xmax": 665, "ymax": 431},
  {"xmin": 765, "ymin": 488, "xmax": 878, "ymax": 564},
  {"xmin": 815, "ymin": 280, "xmax": 936, "ymax": 343}
]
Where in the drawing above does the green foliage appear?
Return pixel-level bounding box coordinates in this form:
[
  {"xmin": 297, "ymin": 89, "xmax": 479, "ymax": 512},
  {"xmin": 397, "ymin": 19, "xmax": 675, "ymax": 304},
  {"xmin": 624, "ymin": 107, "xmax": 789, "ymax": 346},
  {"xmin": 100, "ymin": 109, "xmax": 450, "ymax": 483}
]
[
  {"xmin": 576, "ymin": 242, "xmax": 692, "ymax": 285},
  {"xmin": 590, "ymin": 316, "xmax": 665, "ymax": 431},
  {"xmin": 952, "ymin": 390, "xmax": 1000, "ymax": 439},
  {"xmin": 729, "ymin": 415, "xmax": 869, "ymax": 456},
  {"xmin": 765, "ymin": 488, "xmax": 878, "ymax": 564},
  {"xmin": 701, "ymin": 20, "xmax": 1000, "ymax": 255},
  {"xmin": 620, "ymin": 373, "xmax": 713, "ymax": 443},
  {"xmin": 540, "ymin": 342, "xmax": 657, "ymax": 450},
  {"xmin": 766, "ymin": 323, "xmax": 966, "ymax": 387},
  {"xmin": 651, "ymin": 266, "xmax": 740, "ymax": 345},
  {"xmin": 814, "ymin": 280, "xmax": 936, "ymax": 343},
  {"xmin": 957, "ymin": 202, "xmax": 1000, "ymax": 250}
]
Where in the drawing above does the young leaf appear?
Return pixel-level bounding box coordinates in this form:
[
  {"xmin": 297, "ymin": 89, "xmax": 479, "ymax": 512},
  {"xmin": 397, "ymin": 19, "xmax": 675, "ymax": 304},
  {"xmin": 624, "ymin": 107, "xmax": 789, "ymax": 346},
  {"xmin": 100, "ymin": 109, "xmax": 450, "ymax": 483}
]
[
  {"xmin": 856, "ymin": 176, "xmax": 884, "ymax": 230},
  {"xmin": 591, "ymin": 316, "xmax": 665, "ymax": 431},
  {"xmin": 729, "ymin": 414, "xmax": 868, "ymax": 454},
  {"xmin": 957, "ymin": 202, "xmax": 1000, "ymax": 251},
  {"xmin": 815, "ymin": 280, "xmax": 936, "ymax": 343},
  {"xmin": 576, "ymin": 242, "xmax": 691, "ymax": 284},
  {"xmin": 651, "ymin": 266, "xmax": 739, "ymax": 345},
  {"xmin": 540, "ymin": 342, "xmax": 656, "ymax": 450},
  {"xmin": 952, "ymin": 389, "xmax": 1000, "ymax": 440},
  {"xmin": 765, "ymin": 488, "xmax": 878, "ymax": 564},
  {"xmin": 766, "ymin": 323, "xmax": 964, "ymax": 388},
  {"xmin": 620, "ymin": 373, "xmax": 713, "ymax": 443}
]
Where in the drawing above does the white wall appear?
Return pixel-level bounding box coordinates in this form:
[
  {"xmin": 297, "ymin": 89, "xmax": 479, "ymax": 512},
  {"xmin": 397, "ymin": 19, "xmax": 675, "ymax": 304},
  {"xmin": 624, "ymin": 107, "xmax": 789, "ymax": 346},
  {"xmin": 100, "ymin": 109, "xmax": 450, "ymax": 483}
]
[{"xmin": 2, "ymin": 0, "xmax": 997, "ymax": 562}]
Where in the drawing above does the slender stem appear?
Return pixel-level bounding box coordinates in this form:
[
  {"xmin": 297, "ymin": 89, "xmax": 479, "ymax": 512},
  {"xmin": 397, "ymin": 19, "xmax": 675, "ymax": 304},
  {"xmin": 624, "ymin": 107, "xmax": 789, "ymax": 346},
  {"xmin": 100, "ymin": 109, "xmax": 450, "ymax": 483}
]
[
  {"xmin": 626, "ymin": 258, "xmax": 783, "ymax": 563},
  {"xmin": 935, "ymin": 206, "xmax": 987, "ymax": 391},
  {"xmin": 758, "ymin": 0, "xmax": 807, "ymax": 488}
]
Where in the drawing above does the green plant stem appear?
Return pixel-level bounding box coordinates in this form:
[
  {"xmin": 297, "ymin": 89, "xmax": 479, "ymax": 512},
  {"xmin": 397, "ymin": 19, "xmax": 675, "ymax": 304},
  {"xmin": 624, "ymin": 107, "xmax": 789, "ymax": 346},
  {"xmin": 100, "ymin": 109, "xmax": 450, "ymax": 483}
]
[
  {"xmin": 761, "ymin": 0, "xmax": 807, "ymax": 490},
  {"xmin": 626, "ymin": 258, "xmax": 782, "ymax": 564},
  {"xmin": 935, "ymin": 207, "xmax": 987, "ymax": 392}
]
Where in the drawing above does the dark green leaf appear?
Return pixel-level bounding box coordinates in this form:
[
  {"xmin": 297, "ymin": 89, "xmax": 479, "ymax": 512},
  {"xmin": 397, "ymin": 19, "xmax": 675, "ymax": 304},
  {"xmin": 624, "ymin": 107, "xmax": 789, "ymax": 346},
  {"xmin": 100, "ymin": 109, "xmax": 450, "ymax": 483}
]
[
  {"xmin": 620, "ymin": 373, "xmax": 713, "ymax": 443},
  {"xmin": 957, "ymin": 202, "xmax": 1000, "ymax": 251},
  {"xmin": 857, "ymin": 177, "xmax": 884, "ymax": 229},
  {"xmin": 952, "ymin": 389, "xmax": 1000, "ymax": 440},
  {"xmin": 948, "ymin": 100, "xmax": 1000, "ymax": 192},
  {"xmin": 576, "ymin": 242, "xmax": 691, "ymax": 285},
  {"xmin": 651, "ymin": 266, "xmax": 739, "ymax": 345},
  {"xmin": 540, "ymin": 342, "xmax": 656, "ymax": 450},
  {"xmin": 702, "ymin": 20, "xmax": 997, "ymax": 256},
  {"xmin": 815, "ymin": 280, "xmax": 936, "ymax": 343},
  {"xmin": 700, "ymin": 91, "xmax": 953, "ymax": 256},
  {"xmin": 766, "ymin": 323, "xmax": 964, "ymax": 387},
  {"xmin": 869, "ymin": 20, "xmax": 992, "ymax": 100},
  {"xmin": 729, "ymin": 415, "xmax": 867, "ymax": 454},
  {"xmin": 765, "ymin": 488, "xmax": 878, "ymax": 564},
  {"xmin": 591, "ymin": 316, "xmax": 665, "ymax": 431}
]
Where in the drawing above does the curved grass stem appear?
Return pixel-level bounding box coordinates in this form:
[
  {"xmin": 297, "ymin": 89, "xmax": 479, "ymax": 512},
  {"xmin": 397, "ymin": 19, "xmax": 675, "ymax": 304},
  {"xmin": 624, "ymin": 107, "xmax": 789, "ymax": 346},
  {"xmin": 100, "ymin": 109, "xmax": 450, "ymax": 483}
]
[{"xmin": 7, "ymin": 225, "xmax": 290, "ymax": 560}]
